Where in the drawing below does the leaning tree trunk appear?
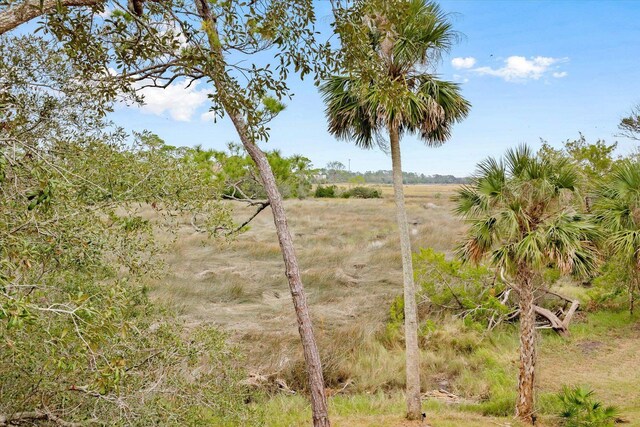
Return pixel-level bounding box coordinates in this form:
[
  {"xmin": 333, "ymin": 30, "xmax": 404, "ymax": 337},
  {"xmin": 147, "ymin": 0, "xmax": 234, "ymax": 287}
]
[
  {"xmin": 389, "ymin": 124, "xmax": 422, "ymax": 420},
  {"xmin": 515, "ymin": 269, "xmax": 536, "ymax": 424},
  {"xmin": 194, "ymin": 2, "xmax": 330, "ymax": 426},
  {"xmin": 234, "ymin": 120, "xmax": 330, "ymax": 427}
]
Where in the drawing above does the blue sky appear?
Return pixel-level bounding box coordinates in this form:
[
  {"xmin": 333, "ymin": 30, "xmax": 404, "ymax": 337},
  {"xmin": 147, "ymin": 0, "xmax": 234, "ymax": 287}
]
[{"xmin": 110, "ymin": 0, "xmax": 640, "ymax": 176}]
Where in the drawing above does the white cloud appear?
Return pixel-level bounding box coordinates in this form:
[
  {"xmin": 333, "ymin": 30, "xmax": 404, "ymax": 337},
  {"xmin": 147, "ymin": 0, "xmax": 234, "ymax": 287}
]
[
  {"xmin": 451, "ymin": 57, "xmax": 476, "ymax": 69},
  {"xmin": 200, "ymin": 111, "xmax": 217, "ymax": 122},
  {"xmin": 552, "ymin": 71, "xmax": 568, "ymax": 78},
  {"xmin": 473, "ymin": 56, "xmax": 567, "ymax": 82},
  {"xmin": 135, "ymin": 80, "xmax": 209, "ymax": 122}
]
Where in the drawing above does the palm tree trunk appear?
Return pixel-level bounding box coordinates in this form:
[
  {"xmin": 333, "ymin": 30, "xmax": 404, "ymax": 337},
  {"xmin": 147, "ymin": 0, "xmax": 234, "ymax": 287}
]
[
  {"xmin": 515, "ymin": 268, "xmax": 536, "ymax": 424},
  {"xmin": 629, "ymin": 271, "xmax": 637, "ymax": 316},
  {"xmin": 389, "ymin": 124, "xmax": 422, "ymax": 420},
  {"xmin": 195, "ymin": 2, "xmax": 330, "ymax": 425}
]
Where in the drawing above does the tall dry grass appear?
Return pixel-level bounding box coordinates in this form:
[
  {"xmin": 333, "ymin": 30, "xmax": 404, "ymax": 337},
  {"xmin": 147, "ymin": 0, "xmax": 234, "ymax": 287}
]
[
  {"xmin": 151, "ymin": 185, "xmax": 464, "ymax": 379},
  {"xmin": 149, "ymin": 184, "xmax": 640, "ymax": 424}
]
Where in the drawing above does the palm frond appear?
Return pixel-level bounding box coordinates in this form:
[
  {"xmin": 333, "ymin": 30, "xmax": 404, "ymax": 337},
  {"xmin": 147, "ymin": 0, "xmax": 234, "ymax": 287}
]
[
  {"xmin": 455, "ymin": 146, "xmax": 600, "ymax": 281},
  {"xmin": 541, "ymin": 213, "xmax": 600, "ymax": 276},
  {"xmin": 411, "ymin": 76, "xmax": 470, "ymax": 145},
  {"xmin": 457, "ymin": 215, "xmax": 498, "ymax": 263},
  {"xmin": 393, "ymin": 1, "xmax": 459, "ymax": 67},
  {"xmin": 453, "ymin": 185, "xmax": 486, "ymax": 217},
  {"xmin": 325, "ymin": 0, "xmax": 470, "ymax": 151},
  {"xmin": 593, "ymin": 160, "xmax": 640, "ymax": 270},
  {"xmin": 319, "ymin": 75, "xmax": 380, "ymax": 149}
]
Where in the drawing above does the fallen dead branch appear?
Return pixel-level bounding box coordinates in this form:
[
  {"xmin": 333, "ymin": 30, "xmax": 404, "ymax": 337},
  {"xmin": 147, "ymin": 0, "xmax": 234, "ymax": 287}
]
[
  {"xmin": 497, "ymin": 269, "xmax": 581, "ymax": 336},
  {"xmin": 0, "ymin": 410, "xmax": 82, "ymax": 427}
]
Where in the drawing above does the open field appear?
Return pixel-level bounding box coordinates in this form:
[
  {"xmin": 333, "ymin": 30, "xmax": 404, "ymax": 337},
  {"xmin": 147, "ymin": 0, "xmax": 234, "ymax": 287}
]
[
  {"xmin": 155, "ymin": 184, "xmax": 463, "ymax": 351},
  {"xmin": 150, "ymin": 184, "xmax": 640, "ymax": 426}
]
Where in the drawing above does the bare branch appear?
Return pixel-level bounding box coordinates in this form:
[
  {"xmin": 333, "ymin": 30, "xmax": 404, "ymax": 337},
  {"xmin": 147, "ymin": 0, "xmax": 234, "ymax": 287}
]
[{"xmin": 0, "ymin": 409, "xmax": 83, "ymax": 427}]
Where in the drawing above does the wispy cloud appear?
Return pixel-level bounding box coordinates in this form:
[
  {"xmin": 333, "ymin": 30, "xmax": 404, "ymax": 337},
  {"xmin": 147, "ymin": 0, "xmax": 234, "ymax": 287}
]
[
  {"xmin": 451, "ymin": 56, "xmax": 476, "ymax": 69},
  {"xmin": 473, "ymin": 56, "xmax": 568, "ymax": 82},
  {"xmin": 452, "ymin": 74, "xmax": 469, "ymax": 84}
]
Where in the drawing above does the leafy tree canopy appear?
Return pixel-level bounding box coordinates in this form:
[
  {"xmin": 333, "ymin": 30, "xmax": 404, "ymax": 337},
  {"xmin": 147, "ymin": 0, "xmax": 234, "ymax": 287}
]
[{"xmin": 0, "ymin": 35, "xmax": 260, "ymax": 425}]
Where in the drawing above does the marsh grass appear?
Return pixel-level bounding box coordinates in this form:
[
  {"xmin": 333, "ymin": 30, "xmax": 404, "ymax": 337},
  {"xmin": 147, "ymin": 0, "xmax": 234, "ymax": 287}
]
[{"xmin": 149, "ymin": 184, "xmax": 640, "ymax": 425}]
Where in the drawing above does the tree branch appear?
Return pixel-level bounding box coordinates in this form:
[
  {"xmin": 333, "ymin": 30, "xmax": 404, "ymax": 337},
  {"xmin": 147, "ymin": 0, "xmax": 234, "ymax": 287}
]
[
  {"xmin": 227, "ymin": 201, "xmax": 269, "ymax": 235},
  {"xmin": 0, "ymin": 0, "xmax": 104, "ymax": 35}
]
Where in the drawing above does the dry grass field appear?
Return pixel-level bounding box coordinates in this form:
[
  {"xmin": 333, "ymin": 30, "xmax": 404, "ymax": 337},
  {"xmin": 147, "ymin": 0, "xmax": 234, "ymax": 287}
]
[
  {"xmin": 155, "ymin": 184, "xmax": 463, "ymax": 365},
  {"xmin": 149, "ymin": 184, "xmax": 640, "ymax": 426}
]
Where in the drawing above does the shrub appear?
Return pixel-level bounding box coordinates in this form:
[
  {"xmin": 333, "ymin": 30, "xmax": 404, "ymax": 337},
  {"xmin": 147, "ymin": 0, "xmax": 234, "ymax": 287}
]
[
  {"xmin": 341, "ymin": 186, "xmax": 381, "ymax": 199},
  {"xmin": 558, "ymin": 386, "xmax": 618, "ymax": 427},
  {"xmin": 315, "ymin": 185, "xmax": 338, "ymax": 198},
  {"xmin": 587, "ymin": 259, "xmax": 632, "ymax": 311},
  {"xmin": 413, "ymin": 248, "xmax": 508, "ymax": 328}
]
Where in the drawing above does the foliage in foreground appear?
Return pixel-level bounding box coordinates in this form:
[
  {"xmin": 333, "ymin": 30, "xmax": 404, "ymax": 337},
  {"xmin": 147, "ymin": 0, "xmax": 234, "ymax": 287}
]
[
  {"xmin": 592, "ymin": 160, "xmax": 640, "ymax": 313},
  {"xmin": 189, "ymin": 143, "xmax": 316, "ymax": 200},
  {"xmin": 412, "ymin": 248, "xmax": 506, "ymax": 328},
  {"xmin": 454, "ymin": 145, "xmax": 600, "ymax": 423},
  {"xmin": 0, "ymin": 35, "xmax": 253, "ymax": 425},
  {"xmin": 558, "ymin": 386, "xmax": 618, "ymax": 427}
]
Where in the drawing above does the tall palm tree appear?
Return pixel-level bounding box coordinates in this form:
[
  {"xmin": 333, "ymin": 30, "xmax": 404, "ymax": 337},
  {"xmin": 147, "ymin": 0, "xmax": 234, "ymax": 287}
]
[
  {"xmin": 592, "ymin": 160, "xmax": 640, "ymax": 314},
  {"xmin": 322, "ymin": 0, "xmax": 470, "ymax": 419},
  {"xmin": 454, "ymin": 145, "xmax": 599, "ymax": 424}
]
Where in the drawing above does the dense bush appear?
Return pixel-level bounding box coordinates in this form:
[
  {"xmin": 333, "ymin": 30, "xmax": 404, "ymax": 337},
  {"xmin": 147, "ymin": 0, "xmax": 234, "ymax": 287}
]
[
  {"xmin": 341, "ymin": 186, "xmax": 381, "ymax": 199},
  {"xmin": 314, "ymin": 185, "xmax": 381, "ymax": 199},
  {"xmin": 413, "ymin": 248, "xmax": 509, "ymax": 329},
  {"xmin": 315, "ymin": 184, "xmax": 338, "ymax": 198}
]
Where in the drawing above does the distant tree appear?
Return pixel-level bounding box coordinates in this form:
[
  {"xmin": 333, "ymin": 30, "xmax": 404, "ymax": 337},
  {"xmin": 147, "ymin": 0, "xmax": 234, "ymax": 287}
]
[
  {"xmin": 539, "ymin": 135, "xmax": 618, "ymax": 182},
  {"xmin": 208, "ymin": 147, "xmax": 314, "ymax": 200},
  {"xmin": 593, "ymin": 160, "xmax": 640, "ymax": 314},
  {"xmin": 323, "ymin": 0, "xmax": 470, "ymax": 419},
  {"xmin": 565, "ymin": 136, "xmax": 618, "ymax": 182},
  {"xmin": 348, "ymin": 175, "xmax": 365, "ymax": 186},
  {"xmin": 455, "ymin": 145, "xmax": 599, "ymax": 424},
  {"xmin": 619, "ymin": 105, "xmax": 640, "ymax": 141},
  {"xmin": 539, "ymin": 135, "xmax": 619, "ymax": 211},
  {"xmin": 326, "ymin": 161, "xmax": 346, "ymax": 171},
  {"xmin": 326, "ymin": 160, "xmax": 346, "ymax": 182},
  {"xmin": 289, "ymin": 154, "xmax": 315, "ymax": 198}
]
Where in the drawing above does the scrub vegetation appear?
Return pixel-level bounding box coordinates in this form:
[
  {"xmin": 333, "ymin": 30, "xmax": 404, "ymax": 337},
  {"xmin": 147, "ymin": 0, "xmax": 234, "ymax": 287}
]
[{"xmin": 1, "ymin": 1, "xmax": 639, "ymax": 426}]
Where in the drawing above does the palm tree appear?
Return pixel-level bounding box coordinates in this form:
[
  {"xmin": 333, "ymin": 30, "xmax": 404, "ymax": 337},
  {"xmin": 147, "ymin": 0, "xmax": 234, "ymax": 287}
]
[
  {"xmin": 454, "ymin": 145, "xmax": 599, "ymax": 424},
  {"xmin": 322, "ymin": 0, "xmax": 470, "ymax": 419},
  {"xmin": 592, "ymin": 160, "xmax": 640, "ymax": 314}
]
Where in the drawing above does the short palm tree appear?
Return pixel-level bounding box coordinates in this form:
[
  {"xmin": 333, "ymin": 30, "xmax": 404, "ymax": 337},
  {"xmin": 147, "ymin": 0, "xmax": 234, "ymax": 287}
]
[
  {"xmin": 322, "ymin": 0, "xmax": 470, "ymax": 420},
  {"xmin": 592, "ymin": 160, "xmax": 640, "ymax": 314},
  {"xmin": 454, "ymin": 145, "xmax": 599, "ymax": 424}
]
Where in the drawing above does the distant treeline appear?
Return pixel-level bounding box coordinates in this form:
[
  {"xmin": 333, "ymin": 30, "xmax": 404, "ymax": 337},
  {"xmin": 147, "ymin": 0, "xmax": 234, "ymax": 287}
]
[{"xmin": 317, "ymin": 167, "xmax": 469, "ymax": 184}]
